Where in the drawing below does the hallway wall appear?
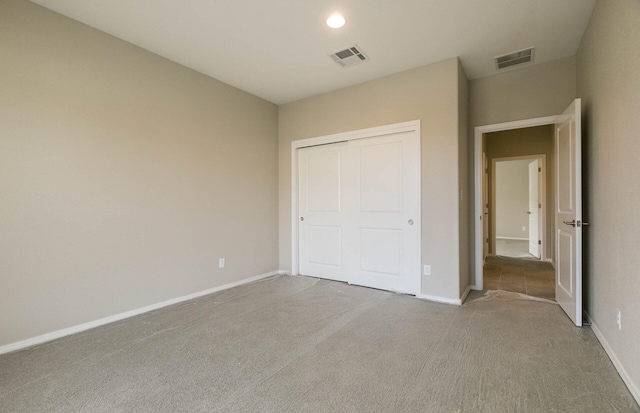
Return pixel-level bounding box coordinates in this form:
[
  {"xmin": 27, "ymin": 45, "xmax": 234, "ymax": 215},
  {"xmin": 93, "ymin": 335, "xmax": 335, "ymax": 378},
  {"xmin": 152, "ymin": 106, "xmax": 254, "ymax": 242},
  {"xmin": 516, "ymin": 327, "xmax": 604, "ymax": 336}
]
[{"xmin": 494, "ymin": 160, "xmax": 530, "ymax": 240}]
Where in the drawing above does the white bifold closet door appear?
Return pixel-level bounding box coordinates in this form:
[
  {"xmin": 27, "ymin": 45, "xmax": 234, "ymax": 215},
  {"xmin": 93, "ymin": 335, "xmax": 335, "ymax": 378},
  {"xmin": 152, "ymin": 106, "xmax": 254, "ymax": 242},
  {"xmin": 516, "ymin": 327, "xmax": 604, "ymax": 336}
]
[{"xmin": 298, "ymin": 132, "xmax": 420, "ymax": 295}]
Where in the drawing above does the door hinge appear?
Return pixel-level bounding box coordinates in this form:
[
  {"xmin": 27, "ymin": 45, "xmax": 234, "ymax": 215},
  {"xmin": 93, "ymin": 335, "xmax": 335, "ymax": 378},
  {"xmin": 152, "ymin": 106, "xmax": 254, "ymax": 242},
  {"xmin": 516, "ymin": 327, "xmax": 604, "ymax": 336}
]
[
  {"xmin": 538, "ymin": 240, "xmax": 542, "ymax": 245},
  {"xmin": 538, "ymin": 203, "xmax": 541, "ymax": 208},
  {"xmin": 538, "ymin": 167, "xmax": 541, "ymax": 172},
  {"xmin": 485, "ymin": 168, "xmax": 488, "ymax": 173}
]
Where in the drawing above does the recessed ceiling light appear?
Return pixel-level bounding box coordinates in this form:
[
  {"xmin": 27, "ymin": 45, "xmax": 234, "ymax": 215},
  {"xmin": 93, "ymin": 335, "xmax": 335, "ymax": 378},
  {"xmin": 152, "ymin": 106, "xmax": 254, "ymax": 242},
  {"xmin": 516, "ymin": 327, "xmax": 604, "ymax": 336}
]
[{"xmin": 326, "ymin": 14, "xmax": 346, "ymax": 29}]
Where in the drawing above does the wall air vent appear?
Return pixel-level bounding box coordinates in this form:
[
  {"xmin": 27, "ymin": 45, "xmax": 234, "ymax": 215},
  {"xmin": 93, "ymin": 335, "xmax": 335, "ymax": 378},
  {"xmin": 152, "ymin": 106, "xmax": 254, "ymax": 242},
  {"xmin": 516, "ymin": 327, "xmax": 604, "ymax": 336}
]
[
  {"xmin": 330, "ymin": 45, "xmax": 369, "ymax": 68},
  {"xmin": 494, "ymin": 47, "xmax": 535, "ymax": 70}
]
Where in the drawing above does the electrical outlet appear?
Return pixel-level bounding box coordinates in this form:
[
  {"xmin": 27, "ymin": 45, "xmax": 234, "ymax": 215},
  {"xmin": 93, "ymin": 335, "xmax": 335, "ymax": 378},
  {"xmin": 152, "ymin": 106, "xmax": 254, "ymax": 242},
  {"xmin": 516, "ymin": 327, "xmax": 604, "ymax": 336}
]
[
  {"xmin": 616, "ymin": 309, "xmax": 622, "ymax": 330},
  {"xmin": 219, "ymin": 258, "xmax": 225, "ymax": 269},
  {"xmin": 423, "ymin": 265, "xmax": 431, "ymax": 276}
]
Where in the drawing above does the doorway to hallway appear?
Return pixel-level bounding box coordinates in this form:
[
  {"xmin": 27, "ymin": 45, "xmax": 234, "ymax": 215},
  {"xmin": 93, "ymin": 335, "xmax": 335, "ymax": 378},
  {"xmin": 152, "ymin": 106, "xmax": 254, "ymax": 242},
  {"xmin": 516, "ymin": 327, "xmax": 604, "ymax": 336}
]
[
  {"xmin": 480, "ymin": 129, "xmax": 553, "ymax": 300},
  {"xmin": 474, "ymin": 99, "xmax": 584, "ymax": 325}
]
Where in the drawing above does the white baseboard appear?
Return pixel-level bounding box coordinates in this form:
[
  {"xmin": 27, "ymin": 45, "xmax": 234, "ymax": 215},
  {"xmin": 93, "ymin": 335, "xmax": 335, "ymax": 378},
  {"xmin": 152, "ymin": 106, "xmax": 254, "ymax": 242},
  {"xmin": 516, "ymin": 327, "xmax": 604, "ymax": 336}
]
[
  {"xmin": 417, "ymin": 285, "xmax": 471, "ymax": 306},
  {"xmin": 496, "ymin": 236, "xmax": 528, "ymax": 241},
  {"xmin": 586, "ymin": 313, "xmax": 640, "ymax": 405},
  {"xmin": 0, "ymin": 270, "xmax": 283, "ymax": 356}
]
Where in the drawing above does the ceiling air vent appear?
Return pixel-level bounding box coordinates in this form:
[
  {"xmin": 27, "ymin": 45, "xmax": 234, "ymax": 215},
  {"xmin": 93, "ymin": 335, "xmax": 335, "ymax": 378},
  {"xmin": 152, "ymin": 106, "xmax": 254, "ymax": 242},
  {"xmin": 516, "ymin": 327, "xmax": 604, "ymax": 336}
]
[
  {"xmin": 330, "ymin": 45, "xmax": 369, "ymax": 68},
  {"xmin": 495, "ymin": 47, "xmax": 535, "ymax": 70}
]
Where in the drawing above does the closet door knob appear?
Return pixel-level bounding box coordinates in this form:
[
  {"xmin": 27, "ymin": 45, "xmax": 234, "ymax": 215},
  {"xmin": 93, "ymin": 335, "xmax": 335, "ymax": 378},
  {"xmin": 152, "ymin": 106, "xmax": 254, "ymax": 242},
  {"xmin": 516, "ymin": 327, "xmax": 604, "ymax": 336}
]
[{"xmin": 408, "ymin": 219, "xmax": 414, "ymax": 225}]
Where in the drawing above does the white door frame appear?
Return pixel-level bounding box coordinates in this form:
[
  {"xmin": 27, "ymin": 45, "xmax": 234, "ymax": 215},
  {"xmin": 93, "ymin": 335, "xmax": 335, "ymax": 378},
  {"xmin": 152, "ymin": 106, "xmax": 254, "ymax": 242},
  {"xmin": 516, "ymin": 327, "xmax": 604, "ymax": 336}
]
[
  {"xmin": 291, "ymin": 120, "xmax": 421, "ymax": 290},
  {"xmin": 474, "ymin": 116, "xmax": 560, "ymax": 290},
  {"xmin": 490, "ymin": 154, "xmax": 546, "ymax": 261}
]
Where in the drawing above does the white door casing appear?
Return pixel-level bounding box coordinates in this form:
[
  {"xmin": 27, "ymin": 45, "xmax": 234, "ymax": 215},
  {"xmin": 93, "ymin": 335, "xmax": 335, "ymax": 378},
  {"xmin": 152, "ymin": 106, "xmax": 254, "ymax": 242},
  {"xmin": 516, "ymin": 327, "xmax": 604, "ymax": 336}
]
[
  {"xmin": 555, "ymin": 98, "xmax": 582, "ymax": 326},
  {"xmin": 293, "ymin": 121, "xmax": 421, "ymax": 296},
  {"xmin": 528, "ymin": 159, "xmax": 540, "ymax": 258}
]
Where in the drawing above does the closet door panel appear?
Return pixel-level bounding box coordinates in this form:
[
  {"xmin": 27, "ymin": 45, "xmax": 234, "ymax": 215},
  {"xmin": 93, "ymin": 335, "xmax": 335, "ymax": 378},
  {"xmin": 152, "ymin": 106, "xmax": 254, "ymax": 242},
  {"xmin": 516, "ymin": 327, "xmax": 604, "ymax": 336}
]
[
  {"xmin": 298, "ymin": 143, "xmax": 348, "ymax": 281},
  {"xmin": 347, "ymin": 133, "xmax": 421, "ymax": 295}
]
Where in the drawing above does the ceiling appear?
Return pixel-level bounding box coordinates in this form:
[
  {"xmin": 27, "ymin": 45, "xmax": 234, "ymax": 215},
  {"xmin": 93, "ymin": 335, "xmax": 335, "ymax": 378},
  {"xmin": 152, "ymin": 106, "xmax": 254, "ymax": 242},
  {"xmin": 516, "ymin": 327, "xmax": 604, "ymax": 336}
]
[{"xmin": 30, "ymin": 0, "xmax": 596, "ymax": 105}]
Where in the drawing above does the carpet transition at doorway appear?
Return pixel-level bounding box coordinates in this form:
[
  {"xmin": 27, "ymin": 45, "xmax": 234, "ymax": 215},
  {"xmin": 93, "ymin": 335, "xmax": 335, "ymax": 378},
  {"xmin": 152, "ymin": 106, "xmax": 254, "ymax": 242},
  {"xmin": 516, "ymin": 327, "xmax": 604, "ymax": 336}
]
[{"xmin": 1, "ymin": 275, "xmax": 637, "ymax": 412}]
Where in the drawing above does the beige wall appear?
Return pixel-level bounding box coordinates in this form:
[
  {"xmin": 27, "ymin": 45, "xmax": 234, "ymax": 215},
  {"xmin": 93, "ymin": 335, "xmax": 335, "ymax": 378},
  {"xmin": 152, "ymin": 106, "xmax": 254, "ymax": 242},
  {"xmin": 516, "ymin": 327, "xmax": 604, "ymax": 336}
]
[
  {"xmin": 577, "ymin": 0, "xmax": 640, "ymax": 395},
  {"xmin": 485, "ymin": 125, "xmax": 555, "ymax": 260},
  {"xmin": 279, "ymin": 58, "xmax": 466, "ymax": 300},
  {"xmin": 470, "ymin": 57, "xmax": 577, "ymax": 129},
  {"xmin": 457, "ymin": 61, "xmax": 470, "ymax": 295},
  {"xmin": 494, "ymin": 160, "xmax": 530, "ymax": 239},
  {"xmin": 0, "ymin": 1, "xmax": 279, "ymax": 347}
]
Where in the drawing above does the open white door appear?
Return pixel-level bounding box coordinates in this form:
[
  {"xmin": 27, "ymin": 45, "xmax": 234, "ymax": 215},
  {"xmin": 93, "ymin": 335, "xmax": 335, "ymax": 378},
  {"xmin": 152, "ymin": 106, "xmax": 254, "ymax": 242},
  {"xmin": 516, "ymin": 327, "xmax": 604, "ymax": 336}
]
[
  {"xmin": 555, "ymin": 98, "xmax": 582, "ymax": 326},
  {"xmin": 528, "ymin": 159, "xmax": 540, "ymax": 257}
]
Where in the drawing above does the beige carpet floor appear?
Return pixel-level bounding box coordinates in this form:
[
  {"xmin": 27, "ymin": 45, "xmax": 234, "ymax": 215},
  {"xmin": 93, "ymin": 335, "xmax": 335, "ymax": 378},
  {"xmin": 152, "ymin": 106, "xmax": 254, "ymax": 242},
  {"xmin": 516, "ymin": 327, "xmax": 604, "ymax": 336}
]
[{"xmin": 1, "ymin": 275, "xmax": 638, "ymax": 412}]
